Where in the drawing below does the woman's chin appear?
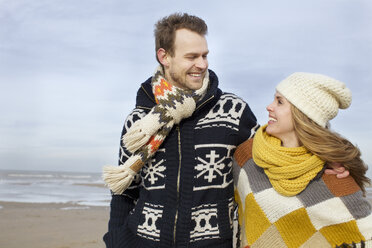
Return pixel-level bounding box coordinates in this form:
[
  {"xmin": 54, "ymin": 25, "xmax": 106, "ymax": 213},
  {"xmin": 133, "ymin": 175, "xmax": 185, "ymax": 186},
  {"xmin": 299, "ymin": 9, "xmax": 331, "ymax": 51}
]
[
  {"xmin": 265, "ymin": 126, "xmax": 273, "ymax": 135},
  {"xmin": 265, "ymin": 128, "xmax": 280, "ymax": 139}
]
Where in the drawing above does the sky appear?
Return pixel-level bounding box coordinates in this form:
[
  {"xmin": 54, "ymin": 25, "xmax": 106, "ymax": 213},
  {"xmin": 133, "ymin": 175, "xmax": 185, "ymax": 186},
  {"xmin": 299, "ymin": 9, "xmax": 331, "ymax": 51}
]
[{"xmin": 0, "ymin": 0, "xmax": 371, "ymax": 179}]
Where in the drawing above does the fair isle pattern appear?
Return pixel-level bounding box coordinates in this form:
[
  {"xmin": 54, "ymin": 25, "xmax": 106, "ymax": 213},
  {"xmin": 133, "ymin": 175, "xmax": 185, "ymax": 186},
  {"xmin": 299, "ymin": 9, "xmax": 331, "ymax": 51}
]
[
  {"xmin": 190, "ymin": 198, "xmax": 235, "ymax": 243},
  {"xmin": 141, "ymin": 148, "xmax": 166, "ymax": 190},
  {"xmin": 233, "ymin": 139, "xmax": 372, "ymax": 248},
  {"xmin": 136, "ymin": 202, "xmax": 164, "ymax": 241},
  {"xmin": 228, "ymin": 198, "xmax": 235, "ymax": 229},
  {"xmin": 104, "ymin": 68, "xmax": 260, "ymax": 247},
  {"xmin": 119, "ymin": 109, "xmax": 147, "ymax": 165},
  {"xmin": 131, "ymin": 69, "xmax": 203, "ymax": 164},
  {"xmin": 190, "ymin": 197, "xmax": 236, "ymax": 243},
  {"xmin": 119, "ymin": 109, "xmax": 147, "ymax": 190},
  {"xmin": 196, "ymin": 93, "xmax": 246, "ymax": 131},
  {"xmin": 193, "ymin": 144, "xmax": 236, "ymax": 191},
  {"xmin": 190, "ymin": 203, "xmax": 220, "ymax": 242},
  {"xmin": 104, "ymin": 67, "xmax": 208, "ymax": 194}
]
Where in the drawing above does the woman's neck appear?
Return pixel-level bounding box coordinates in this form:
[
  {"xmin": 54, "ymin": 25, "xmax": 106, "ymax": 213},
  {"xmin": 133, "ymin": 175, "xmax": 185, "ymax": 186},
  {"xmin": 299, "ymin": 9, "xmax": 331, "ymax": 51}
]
[{"xmin": 280, "ymin": 134, "xmax": 300, "ymax": 148}]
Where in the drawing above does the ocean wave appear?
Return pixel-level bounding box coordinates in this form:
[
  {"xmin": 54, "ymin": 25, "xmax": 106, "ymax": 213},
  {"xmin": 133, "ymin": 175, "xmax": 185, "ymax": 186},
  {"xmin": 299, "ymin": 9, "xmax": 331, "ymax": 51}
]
[
  {"xmin": 61, "ymin": 175, "xmax": 92, "ymax": 179},
  {"xmin": 0, "ymin": 170, "xmax": 111, "ymax": 206},
  {"xmin": 8, "ymin": 174, "xmax": 54, "ymax": 178}
]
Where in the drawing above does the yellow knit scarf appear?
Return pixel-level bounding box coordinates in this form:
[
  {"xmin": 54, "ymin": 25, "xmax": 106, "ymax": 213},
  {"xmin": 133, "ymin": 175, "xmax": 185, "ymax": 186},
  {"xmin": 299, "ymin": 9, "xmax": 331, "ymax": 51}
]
[{"xmin": 252, "ymin": 125, "xmax": 325, "ymax": 196}]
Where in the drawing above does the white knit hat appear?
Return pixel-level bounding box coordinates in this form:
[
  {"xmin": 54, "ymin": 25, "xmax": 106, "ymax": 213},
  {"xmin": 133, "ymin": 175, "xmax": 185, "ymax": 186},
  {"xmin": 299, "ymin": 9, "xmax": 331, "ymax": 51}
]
[{"xmin": 276, "ymin": 72, "xmax": 352, "ymax": 127}]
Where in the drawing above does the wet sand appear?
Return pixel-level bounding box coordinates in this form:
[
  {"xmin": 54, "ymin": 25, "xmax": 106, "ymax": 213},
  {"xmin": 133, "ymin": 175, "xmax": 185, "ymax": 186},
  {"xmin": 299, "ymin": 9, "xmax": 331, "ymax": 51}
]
[
  {"xmin": 0, "ymin": 201, "xmax": 109, "ymax": 248},
  {"xmin": 1, "ymin": 196, "xmax": 371, "ymax": 248}
]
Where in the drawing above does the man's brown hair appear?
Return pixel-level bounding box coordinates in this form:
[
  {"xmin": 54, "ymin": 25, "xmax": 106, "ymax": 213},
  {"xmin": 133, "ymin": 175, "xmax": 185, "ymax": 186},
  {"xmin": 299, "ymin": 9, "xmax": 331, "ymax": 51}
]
[{"xmin": 154, "ymin": 13, "xmax": 208, "ymax": 63}]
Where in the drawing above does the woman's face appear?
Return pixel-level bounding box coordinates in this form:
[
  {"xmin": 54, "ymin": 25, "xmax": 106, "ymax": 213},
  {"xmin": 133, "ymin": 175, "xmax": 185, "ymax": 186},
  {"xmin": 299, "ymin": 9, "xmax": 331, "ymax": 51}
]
[{"xmin": 266, "ymin": 91, "xmax": 299, "ymax": 147}]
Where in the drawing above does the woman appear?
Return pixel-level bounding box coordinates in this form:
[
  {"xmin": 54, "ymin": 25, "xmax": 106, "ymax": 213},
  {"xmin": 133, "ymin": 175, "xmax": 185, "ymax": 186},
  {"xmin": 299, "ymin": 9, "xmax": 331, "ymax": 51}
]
[{"xmin": 233, "ymin": 72, "xmax": 371, "ymax": 248}]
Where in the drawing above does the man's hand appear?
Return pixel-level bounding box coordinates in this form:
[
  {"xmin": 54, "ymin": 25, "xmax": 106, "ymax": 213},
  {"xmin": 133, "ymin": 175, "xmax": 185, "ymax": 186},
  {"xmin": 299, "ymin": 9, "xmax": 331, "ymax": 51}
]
[{"xmin": 324, "ymin": 162, "xmax": 349, "ymax": 178}]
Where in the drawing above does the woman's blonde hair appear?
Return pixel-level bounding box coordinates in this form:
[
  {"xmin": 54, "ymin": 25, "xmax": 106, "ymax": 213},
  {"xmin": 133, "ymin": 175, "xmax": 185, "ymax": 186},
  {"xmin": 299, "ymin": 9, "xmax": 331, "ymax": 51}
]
[{"xmin": 291, "ymin": 105, "xmax": 370, "ymax": 193}]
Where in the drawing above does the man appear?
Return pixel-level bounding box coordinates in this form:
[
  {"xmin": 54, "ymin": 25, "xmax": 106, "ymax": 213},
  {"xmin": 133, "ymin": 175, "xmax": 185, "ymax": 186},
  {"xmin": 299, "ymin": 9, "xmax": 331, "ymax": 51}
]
[{"xmin": 103, "ymin": 13, "xmax": 258, "ymax": 248}]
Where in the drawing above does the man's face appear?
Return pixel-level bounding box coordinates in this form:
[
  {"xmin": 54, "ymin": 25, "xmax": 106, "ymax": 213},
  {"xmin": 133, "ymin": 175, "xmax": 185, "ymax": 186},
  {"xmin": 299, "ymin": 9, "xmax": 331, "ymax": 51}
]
[{"xmin": 164, "ymin": 29, "xmax": 209, "ymax": 90}]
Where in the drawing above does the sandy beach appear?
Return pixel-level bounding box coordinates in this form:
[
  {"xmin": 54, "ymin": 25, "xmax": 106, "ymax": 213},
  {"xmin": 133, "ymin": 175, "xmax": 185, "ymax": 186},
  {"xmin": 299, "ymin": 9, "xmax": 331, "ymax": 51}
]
[
  {"xmin": 0, "ymin": 201, "xmax": 109, "ymax": 248},
  {"xmin": 1, "ymin": 197, "xmax": 371, "ymax": 248}
]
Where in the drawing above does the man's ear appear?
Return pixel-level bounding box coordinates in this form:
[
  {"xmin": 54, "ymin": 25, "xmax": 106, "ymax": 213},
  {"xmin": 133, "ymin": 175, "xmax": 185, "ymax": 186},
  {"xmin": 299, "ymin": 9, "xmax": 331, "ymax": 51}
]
[{"xmin": 157, "ymin": 48, "xmax": 169, "ymax": 67}]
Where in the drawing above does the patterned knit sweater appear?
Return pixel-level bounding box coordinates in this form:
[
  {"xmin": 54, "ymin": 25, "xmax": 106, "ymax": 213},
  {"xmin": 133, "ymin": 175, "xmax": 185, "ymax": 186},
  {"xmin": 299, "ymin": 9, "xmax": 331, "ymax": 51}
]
[
  {"xmin": 104, "ymin": 70, "xmax": 259, "ymax": 248},
  {"xmin": 233, "ymin": 139, "xmax": 372, "ymax": 248}
]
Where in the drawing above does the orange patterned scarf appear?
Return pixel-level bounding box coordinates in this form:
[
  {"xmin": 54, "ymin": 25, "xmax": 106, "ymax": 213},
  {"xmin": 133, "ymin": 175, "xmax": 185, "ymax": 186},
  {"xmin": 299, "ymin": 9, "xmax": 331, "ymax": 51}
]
[{"xmin": 103, "ymin": 66, "xmax": 209, "ymax": 194}]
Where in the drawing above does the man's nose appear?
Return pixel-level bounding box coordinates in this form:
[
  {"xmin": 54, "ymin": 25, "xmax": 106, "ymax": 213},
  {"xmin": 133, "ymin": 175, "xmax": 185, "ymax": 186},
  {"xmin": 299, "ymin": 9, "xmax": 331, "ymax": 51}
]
[{"xmin": 195, "ymin": 57, "xmax": 208, "ymax": 69}]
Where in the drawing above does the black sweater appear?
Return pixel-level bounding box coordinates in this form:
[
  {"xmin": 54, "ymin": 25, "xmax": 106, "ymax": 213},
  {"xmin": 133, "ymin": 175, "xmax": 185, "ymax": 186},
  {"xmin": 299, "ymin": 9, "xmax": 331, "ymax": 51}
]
[{"xmin": 104, "ymin": 70, "xmax": 258, "ymax": 248}]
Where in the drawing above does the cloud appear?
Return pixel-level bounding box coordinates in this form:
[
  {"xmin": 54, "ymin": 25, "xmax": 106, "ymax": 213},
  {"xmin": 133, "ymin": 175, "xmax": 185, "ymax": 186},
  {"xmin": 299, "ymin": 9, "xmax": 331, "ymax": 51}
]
[{"xmin": 0, "ymin": 0, "xmax": 371, "ymax": 179}]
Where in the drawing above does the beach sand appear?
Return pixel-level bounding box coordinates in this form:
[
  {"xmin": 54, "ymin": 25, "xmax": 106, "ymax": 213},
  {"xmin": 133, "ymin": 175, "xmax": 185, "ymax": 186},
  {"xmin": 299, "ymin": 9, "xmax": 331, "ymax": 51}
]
[
  {"xmin": 0, "ymin": 201, "xmax": 109, "ymax": 248},
  {"xmin": 1, "ymin": 198, "xmax": 372, "ymax": 248}
]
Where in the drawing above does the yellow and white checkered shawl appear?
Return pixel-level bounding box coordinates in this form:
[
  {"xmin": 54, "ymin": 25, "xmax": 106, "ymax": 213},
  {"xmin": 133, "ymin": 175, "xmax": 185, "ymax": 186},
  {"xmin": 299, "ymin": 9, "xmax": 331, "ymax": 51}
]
[{"xmin": 233, "ymin": 138, "xmax": 372, "ymax": 248}]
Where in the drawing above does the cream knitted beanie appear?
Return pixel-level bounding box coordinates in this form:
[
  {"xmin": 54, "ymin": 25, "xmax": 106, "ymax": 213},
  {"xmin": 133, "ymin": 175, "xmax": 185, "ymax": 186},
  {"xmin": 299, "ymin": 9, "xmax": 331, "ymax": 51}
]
[{"xmin": 276, "ymin": 72, "xmax": 352, "ymax": 127}]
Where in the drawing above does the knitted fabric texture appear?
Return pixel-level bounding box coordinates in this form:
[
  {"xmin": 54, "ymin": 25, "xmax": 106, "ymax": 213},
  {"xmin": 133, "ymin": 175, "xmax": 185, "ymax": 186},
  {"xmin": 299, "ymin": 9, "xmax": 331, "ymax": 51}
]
[
  {"xmin": 276, "ymin": 72, "xmax": 352, "ymax": 127},
  {"xmin": 123, "ymin": 66, "xmax": 208, "ymax": 153},
  {"xmin": 252, "ymin": 125, "xmax": 325, "ymax": 196},
  {"xmin": 233, "ymin": 139, "xmax": 372, "ymax": 248},
  {"xmin": 103, "ymin": 66, "xmax": 209, "ymax": 194}
]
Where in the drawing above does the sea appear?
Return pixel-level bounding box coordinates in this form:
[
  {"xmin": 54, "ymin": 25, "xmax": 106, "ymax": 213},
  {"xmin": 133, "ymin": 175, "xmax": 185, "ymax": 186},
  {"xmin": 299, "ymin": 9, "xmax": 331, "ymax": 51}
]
[
  {"xmin": 0, "ymin": 169, "xmax": 111, "ymax": 207},
  {"xmin": 0, "ymin": 169, "xmax": 371, "ymax": 208}
]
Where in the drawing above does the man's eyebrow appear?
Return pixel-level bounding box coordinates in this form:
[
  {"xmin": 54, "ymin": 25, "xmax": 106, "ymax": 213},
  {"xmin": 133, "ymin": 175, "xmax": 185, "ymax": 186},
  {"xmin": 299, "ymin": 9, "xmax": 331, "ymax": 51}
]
[{"xmin": 184, "ymin": 51, "xmax": 209, "ymax": 56}]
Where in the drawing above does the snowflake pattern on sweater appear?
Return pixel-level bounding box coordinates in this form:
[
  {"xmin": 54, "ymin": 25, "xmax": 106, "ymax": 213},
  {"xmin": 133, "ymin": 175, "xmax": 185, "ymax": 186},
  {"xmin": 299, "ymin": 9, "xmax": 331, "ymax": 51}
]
[{"xmin": 105, "ymin": 70, "xmax": 259, "ymax": 248}]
